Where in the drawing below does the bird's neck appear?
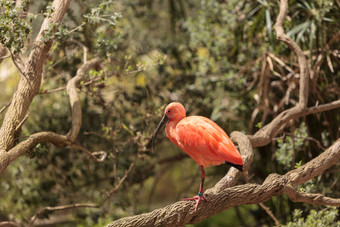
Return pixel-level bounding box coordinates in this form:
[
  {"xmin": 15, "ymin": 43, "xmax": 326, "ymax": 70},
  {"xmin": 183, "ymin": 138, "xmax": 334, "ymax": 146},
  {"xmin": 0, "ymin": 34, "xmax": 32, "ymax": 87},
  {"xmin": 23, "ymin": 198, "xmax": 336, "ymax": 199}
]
[{"xmin": 165, "ymin": 118, "xmax": 182, "ymax": 145}]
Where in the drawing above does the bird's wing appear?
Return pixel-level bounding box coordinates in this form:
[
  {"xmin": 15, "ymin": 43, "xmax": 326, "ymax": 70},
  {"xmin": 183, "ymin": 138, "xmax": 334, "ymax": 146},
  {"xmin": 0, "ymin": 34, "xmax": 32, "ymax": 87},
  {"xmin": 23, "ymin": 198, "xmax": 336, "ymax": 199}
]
[{"xmin": 176, "ymin": 116, "xmax": 242, "ymax": 167}]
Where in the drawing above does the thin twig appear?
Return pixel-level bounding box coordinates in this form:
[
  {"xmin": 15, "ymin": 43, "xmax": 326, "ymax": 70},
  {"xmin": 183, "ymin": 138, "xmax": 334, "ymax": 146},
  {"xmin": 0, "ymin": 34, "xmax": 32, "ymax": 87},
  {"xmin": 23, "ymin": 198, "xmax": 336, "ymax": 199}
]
[
  {"xmin": 40, "ymin": 77, "xmax": 102, "ymax": 95},
  {"xmin": 267, "ymin": 52, "xmax": 294, "ymax": 74},
  {"xmin": 29, "ymin": 203, "xmax": 98, "ymax": 227},
  {"xmin": 67, "ymin": 23, "xmax": 85, "ymax": 35},
  {"xmin": 68, "ymin": 143, "xmax": 107, "ymax": 162},
  {"xmin": 0, "ymin": 102, "xmax": 11, "ymax": 115},
  {"xmin": 9, "ymin": 49, "xmax": 27, "ymax": 82},
  {"xmin": 259, "ymin": 202, "xmax": 281, "ymax": 227},
  {"xmin": 15, "ymin": 113, "xmax": 29, "ymax": 132},
  {"xmin": 284, "ymin": 131, "xmax": 330, "ymax": 152},
  {"xmin": 0, "ymin": 54, "xmax": 11, "ymax": 60},
  {"xmin": 99, "ymin": 150, "xmax": 139, "ymax": 207}
]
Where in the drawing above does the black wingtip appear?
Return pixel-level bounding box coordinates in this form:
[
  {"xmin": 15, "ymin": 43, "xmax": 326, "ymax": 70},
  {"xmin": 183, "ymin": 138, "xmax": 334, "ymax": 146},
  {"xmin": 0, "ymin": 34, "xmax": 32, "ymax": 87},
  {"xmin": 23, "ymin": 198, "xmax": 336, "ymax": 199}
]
[{"xmin": 225, "ymin": 161, "xmax": 243, "ymax": 172}]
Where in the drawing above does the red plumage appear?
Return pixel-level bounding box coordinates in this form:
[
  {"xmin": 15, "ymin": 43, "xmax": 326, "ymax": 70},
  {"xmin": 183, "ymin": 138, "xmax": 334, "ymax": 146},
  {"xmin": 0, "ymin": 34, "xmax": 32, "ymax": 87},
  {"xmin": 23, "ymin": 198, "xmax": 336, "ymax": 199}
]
[{"xmin": 151, "ymin": 102, "xmax": 243, "ymax": 211}]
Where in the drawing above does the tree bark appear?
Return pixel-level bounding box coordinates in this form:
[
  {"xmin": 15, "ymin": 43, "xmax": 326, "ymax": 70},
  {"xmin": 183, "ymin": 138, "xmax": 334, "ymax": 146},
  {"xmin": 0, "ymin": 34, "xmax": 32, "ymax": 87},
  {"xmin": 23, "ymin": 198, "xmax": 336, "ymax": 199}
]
[{"xmin": 106, "ymin": 138, "xmax": 340, "ymax": 227}]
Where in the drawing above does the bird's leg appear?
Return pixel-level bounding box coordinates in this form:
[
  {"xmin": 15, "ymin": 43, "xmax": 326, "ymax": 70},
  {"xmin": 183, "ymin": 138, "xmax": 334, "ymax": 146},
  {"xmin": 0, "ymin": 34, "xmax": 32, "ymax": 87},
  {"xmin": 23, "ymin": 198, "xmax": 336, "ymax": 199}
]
[
  {"xmin": 182, "ymin": 166, "xmax": 208, "ymax": 211},
  {"xmin": 199, "ymin": 165, "xmax": 206, "ymax": 194}
]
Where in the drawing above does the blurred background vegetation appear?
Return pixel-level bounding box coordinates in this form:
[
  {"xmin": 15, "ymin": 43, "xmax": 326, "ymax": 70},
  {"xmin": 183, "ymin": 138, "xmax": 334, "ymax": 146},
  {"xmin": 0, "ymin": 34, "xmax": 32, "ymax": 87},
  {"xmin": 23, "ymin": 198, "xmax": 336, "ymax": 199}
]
[{"xmin": 0, "ymin": 0, "xmax": 339, "ymax": 226}]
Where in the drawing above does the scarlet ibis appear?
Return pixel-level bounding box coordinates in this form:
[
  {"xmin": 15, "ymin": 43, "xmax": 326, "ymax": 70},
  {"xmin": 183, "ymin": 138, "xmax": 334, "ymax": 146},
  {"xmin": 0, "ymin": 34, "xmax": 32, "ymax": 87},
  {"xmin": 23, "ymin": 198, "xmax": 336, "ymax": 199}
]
[{"xmin": 150, "ymin": 102, "xmax": 243, "ymax": 211}]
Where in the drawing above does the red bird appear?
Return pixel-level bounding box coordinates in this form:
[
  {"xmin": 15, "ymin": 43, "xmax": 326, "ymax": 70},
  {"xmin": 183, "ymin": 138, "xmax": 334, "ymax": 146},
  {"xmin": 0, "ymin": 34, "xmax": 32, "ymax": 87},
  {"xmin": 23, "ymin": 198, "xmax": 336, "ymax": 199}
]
[{"xmin": 150, "ymin": 102, "xmax": 243, "ymax": 211}]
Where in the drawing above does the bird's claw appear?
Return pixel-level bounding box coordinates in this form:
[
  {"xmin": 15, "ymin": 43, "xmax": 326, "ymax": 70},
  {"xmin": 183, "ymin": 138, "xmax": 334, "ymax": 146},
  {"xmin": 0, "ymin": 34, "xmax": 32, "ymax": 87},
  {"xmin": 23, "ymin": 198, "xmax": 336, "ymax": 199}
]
[{"xmin": 182, "ymin": 194, "xmax": 208, "ymax": 212}]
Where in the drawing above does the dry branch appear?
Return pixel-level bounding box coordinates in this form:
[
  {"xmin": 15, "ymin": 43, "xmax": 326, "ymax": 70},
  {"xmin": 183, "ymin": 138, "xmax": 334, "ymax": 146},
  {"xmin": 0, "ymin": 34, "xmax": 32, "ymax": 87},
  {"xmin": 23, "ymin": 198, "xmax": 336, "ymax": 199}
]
[
  {"xmin": 249, "ymin": 0, "xmax": 310, "ymax": 147},
  {"xmin": 0, "ymin": 102, "xmax": 11, "ymax": 115},
  {"xmin": 69, "ymin": 144, "xmax": 107, "ymax": 162},
  {"xmin": 0, "ymin": 0, "xmax": 72, "ymax": 176},
  {"xmin": 258, "ymin": 202, "xmax": 280, "ymax": 227}
]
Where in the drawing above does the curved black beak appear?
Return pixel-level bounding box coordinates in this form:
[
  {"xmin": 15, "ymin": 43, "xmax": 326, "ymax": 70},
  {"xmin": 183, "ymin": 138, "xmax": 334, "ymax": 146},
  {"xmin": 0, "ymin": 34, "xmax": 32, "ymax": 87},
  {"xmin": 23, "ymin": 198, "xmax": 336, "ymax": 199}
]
[{"xmin": 148, "ymin": 114, "xmax": 169, "ymax": 153}]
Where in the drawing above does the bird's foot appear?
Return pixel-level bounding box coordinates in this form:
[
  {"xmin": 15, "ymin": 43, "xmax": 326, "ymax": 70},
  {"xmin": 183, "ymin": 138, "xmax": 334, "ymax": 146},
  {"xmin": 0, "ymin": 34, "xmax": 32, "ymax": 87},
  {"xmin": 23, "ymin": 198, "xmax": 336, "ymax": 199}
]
[{"xmin": 182, "ymin": 192, "xmax": 208, "ymax": 212}]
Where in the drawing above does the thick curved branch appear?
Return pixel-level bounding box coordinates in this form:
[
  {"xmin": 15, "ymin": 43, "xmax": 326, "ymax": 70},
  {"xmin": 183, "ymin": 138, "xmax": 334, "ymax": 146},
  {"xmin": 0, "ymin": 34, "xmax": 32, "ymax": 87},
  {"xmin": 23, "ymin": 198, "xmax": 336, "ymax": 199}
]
[
  {"xmin": 106, "ymin": 138, "xmax": 340, "ymax": 227},
  {"xmin": 0, "ymin": 58, "xmax": 101, "ymax": 174},
  {"xmin": 274, "ymin": 0, "xmax": 309, "ymax": 107},
  {"xmin": 66, "ymin": 57, "xmax": 101, "ymax": 142},
  {"xmin": 1, "ymin": 132, "xmax": 67, "ymax": 172},
  {"xmin": 286, "ymin": 138, "xmax": 340, "ymax": 186}
]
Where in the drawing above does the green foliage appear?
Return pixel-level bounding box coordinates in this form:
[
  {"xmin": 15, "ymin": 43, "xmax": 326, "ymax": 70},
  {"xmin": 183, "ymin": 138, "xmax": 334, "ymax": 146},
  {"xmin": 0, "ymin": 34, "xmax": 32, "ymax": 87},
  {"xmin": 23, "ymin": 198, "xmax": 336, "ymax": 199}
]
[
  {"xmin": 282, "ymin": 207, "xmax": 340, "ymax": 227},
  {"xmin": 28, "ymin": 143, "xmax": 49, "ymax": 159},
  {"xmin": 275, "ymin": 122, "xmax": 308, "ymax": 169},
  {"xmin": 83, "ymin": 0, "xmax": 122, "ymax": 27},
  {"xmin": 0, "ymin": 0, "xmax": 35, "ymax": 53},
  {"xmin": 298, "ymin": 179, "xmax": 316, "ymax": 194}
]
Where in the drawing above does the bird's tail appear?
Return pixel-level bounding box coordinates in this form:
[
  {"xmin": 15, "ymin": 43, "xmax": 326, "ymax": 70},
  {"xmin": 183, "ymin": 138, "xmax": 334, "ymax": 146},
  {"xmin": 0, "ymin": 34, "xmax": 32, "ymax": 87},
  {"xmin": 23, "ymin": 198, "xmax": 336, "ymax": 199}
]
[{"xmin": 225, "ymin": 161, "xmax": 243, "ymax": 172}]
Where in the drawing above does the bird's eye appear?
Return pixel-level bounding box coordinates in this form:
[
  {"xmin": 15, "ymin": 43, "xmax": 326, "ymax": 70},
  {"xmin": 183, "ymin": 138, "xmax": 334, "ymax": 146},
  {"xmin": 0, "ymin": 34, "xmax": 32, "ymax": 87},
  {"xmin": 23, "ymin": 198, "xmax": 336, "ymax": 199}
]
[{"xmin": 167, "ymin": 110, "xmax": 171, "ymax": 113}]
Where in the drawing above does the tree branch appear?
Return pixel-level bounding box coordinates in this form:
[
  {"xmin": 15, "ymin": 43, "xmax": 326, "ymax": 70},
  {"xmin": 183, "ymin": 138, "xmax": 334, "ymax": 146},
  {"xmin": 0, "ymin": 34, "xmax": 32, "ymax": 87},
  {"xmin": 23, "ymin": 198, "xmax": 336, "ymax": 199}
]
[
  {"xmin": 0, "ymin": 0, "xmax": 71, "ymax": 153},
  {"xmin": 39, "ymin": 77, "xmax": 102, "ymax": 95},
  {"xmin": 66, "ymin": 57, "xmax": 101, "ymax": 142},
  {"xmin": 274, "ymin": 0, "xmax": 309, "ymax": 107},
  {"xmin": 284, "ymin": 185, "xmax": 340, "ymax": 207},
  {"xmin": 0, "ymin": 58, "xmax": 101, "ymax": 174},
  {"xmin": 302, "ymin": 99, "xmax": 340, "ymax": 116},
  {"xmin": 249, "ymin": 99, "xmax": 340, "ymax": 147},
  {"xmin": 0, "ymin": 102, "xmax": 11, "ymax": 115},
  {"xmin": 249, "ymin": 0, "xmax": 311, "ymax": 147},
  {"xmin": 285, "ymin": 138, "xmax": 340, "ymax": 186},
  {"xmin": 98, "ymin": 150, "xmax": 139, "ymax": 207},
  {"xmin": 106, "ymin": 138, "xmax": 340, "ymax": 227},
  {"xmin": 69, "ymin": 144, "xmax": 107, "ymax": 162}
]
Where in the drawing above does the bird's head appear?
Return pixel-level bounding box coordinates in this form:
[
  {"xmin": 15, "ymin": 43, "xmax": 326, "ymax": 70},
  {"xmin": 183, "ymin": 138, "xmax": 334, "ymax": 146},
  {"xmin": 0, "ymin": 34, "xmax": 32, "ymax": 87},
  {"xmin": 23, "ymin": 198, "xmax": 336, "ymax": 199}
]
[
  {"xmin": 149, "ymin": 102, "xmax": 186, "ymax": 152},
  {"xmin": 164, "ymin": 102, "xmax": 186, "ymax": 121}
]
